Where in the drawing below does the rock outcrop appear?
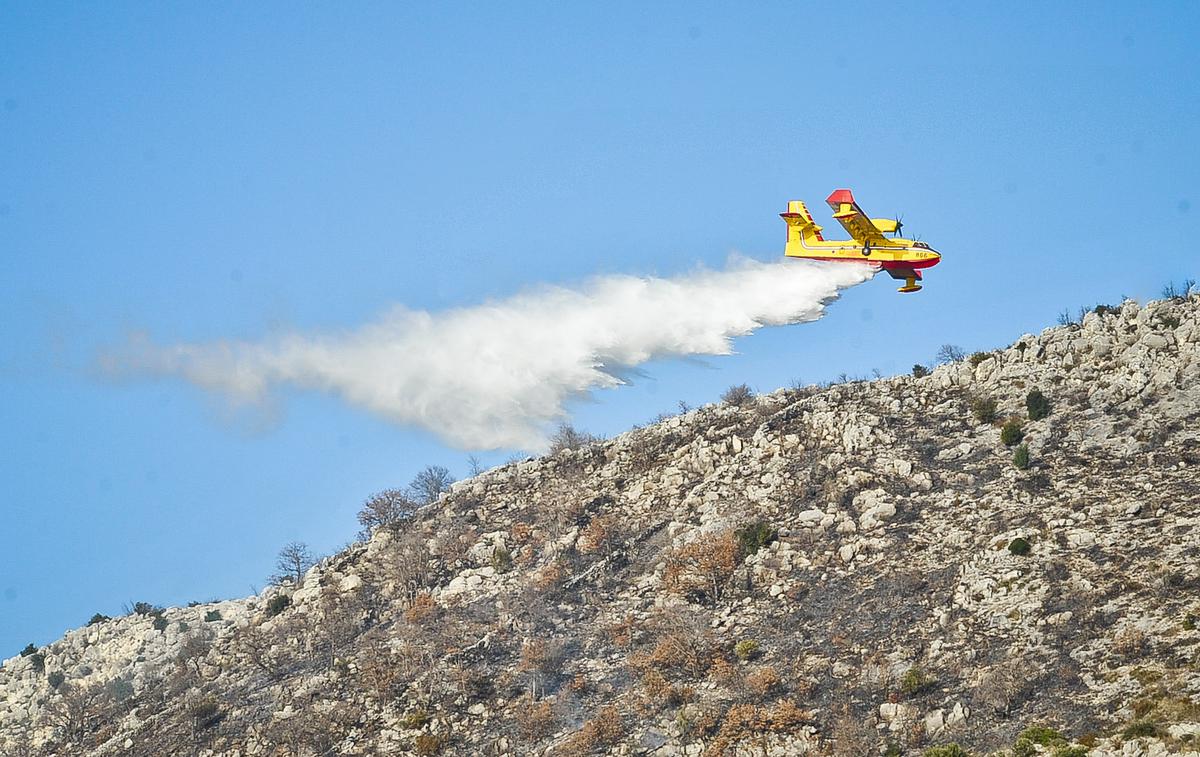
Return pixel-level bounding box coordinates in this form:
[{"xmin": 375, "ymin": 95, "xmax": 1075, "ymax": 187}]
[{"xmin": 3, "ymin": 294, "xmax": 1200, "ymax": 756}]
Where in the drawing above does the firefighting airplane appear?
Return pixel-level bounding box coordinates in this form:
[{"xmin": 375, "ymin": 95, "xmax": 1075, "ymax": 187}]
[{"xmin": 781, "ymin": 189, "xmax": 941, "ymax": 292}]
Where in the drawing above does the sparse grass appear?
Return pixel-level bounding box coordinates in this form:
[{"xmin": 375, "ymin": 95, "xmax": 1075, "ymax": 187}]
[{"xmin": 923, "ymin": 745, "xmax": 970, "ymax": 757}]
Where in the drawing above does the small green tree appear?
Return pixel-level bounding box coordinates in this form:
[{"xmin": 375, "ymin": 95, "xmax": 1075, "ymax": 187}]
[
  {"xmin": 924, "ymin": 745, "xmax": 970, "ymax": 757},
  {"xmin": 1013, "ymin": 443, "xmax": 1031, "ymax": 470},
  {"xmin": 86, "ymin": 613, "xmax": 110, "ymax": 626},
  {"xmin": 1001, "ymin": 419, "xmax": 1024, "ymax": 446},
  {"xmin": 1008, "ymin": 537, "xmax": 1032, "ymax": 556},
  {"xmin": 734, "ymin": 521, "xmax": 776, "ymax": 559},
  {"xmin": 1026, "ymin": 389, "xmax": 1051, "ymax": 420},
  {"xmin": 912, "ymin": 364, "xmax": 930, "ymax": 378}
]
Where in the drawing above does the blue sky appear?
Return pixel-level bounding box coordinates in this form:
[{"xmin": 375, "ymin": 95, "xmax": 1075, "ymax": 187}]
[{"xmin": 1, "ymin": 2, "xmax": 1197, "ymax": 655}]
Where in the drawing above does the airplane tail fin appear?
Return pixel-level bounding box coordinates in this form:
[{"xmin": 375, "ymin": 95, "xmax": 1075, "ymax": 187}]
[{"xmin": 780, "ymin": 200, "xmax": 825, "ymax": 256}]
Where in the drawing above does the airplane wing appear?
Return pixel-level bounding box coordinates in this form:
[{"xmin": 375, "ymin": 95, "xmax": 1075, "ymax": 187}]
[{"xmin": 825, "ymin": 189, "xmax": 888, "ymax": 246}]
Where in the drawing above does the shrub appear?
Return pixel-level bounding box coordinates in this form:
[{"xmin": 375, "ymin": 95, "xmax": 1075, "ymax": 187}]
[
  {"xmin": 734, "ymin": 640, "xmax": 760, "ymax": 661},
  {"xmin": 734, "ymin": 522, "xmax": 776, "ymax": 559},
  {"xmin": 721, "ymin": 383, "xmax": 754, "ymax": 407},
  {"xmin": 912, "ymin": 363, "xmax": 930, "ymax": 378},
  {"xmin": 885, "ymin": 744, "xmax": 903, "ymax": 757},
  {"xmin": 204, "ymin": 610, "xmax": 222, "ymax": 622},
  {"xmin": 968, "ymin": 351, "xmax": 990, "ymax": 367},
  {"xmin": 47, "ymin": 671, "xmax": 65, "ymax": 689},
  {"xmin": 1121, "ymin": 721, "xmax": 1158, "ymax": 738},
  {"xmin": 1013, "ymin": 444, "xmax": 1031, "ymax": 470},
  {"xmin": 86, "ymin": 613, "xmax": 110, "ymax": 626},
  {"xmin": 1001, "ymin": 419, "xmax": 1024, "ymax": 446},
  {"xmin": 490, "ymin": 544, "xmax": 513, "ymax": 574},
  {"xmin": 1011, "ymin": 738, "xmax": 1036, "ymax": 757},
  {"xmin": 187, "ymin": 695, "xmax": 222, "ymax": 729},
  {"xmin": 152, "ymin": 614, "xmax": 169, "ymax": 632},
  {"xmin": 1052, "ymin": 748, "xmax": 1088, "ymax": 757},
  {"xmin": 900, "ymin": 666, "xmax": 935, "ymax": 696},
  {"xmin": 265, "ymin": 594, "xmax": 292, "ymax": 617},
  {"xmin": 971, "ymin": 396, "xmax": 998, "ymax": 424},
  {"xmin": 130, "ymin": 601, "xmax": 161, "ymax": 616},
  {"xmin": 20, "ymin": 645, "xmax": 45, "ymax": 674},
  {"xmin": 399, "ymin": 709, "xmax": 430, "ymax": 729},
  {"xmin": 1019, "ymin": 726, "xmax": 1065, "ymax": 745},
  {"xmin": 1008, "ymin": 537, "xmax": 1032, "ymax": 556},
  {"xmin": 412, "ymin": 732, "xmax": 448, "ymax": 755},
  {"xmin": 924, "ymin": 746, "xmax": 970, "ymax": 757},
  {"xmin": 1026, "ymin": 388, "xmax": 1051, "ymax": 420}
]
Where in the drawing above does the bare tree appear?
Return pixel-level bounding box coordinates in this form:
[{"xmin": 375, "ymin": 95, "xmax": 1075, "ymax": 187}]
[
  {"xmin": 409, "ymin": 465, "xmax": 454, "ymax": 505},
  {"xmin": 467, "ymin": 454, "xmax": 484, "ymax": 477},
  {"xmin": 720, "ymin": 383, "xmax": 754, "ymax": 407},
  {"xmin": 271, "ymin": 541, "xmax": 315, "ymax": 586},
  {"xmin": 383, "ymin": 531, "xmax": 435, "ymax": 608},
  {"xmin": 935, "ymin": 344, "xmax": 965, "ymax": 364},
  {"xmin": 356, "ymin": 488, "xmax": 417, "ymax": 539},
  {"xmin": 548, "ymin": 423, "xmax": 601, "ymax": 454},
  {"xmin": 42, "ymin": 682, "xmax": 111, "ymax": 746}
]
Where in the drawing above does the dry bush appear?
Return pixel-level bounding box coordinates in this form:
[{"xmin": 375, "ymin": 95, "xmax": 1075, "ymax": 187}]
[
  {"xmin": 404, "ymin": 591, "xmax": 438, "ymax": 624},
  {"xmin": 532, "ymin": 560, "xmax": 568, "ymax": 594},
  {"xmin": 1113, "ymin": 626, "xmax": 1149, "ymax": 657},
  {"xmin": 511, "ymin": 522, "xmax": 534, "ymax": 544},
  {"xmin": 973, "ymin": 662, "xmax": 1027, "ymax": 716},
  {"xmin": 663, "ymin": 530, "xmax": 740, "ymax": 605},
  {"xmin": 358, "ymin": 634, "xmax": 404, "ymax": 701},
  {"xmin": 560, "ymin": 705, "xmax": 623, "ymax": 753},
  {"xmin": 412, "ymin": 731, "xmax": 449, "ymax": 755},
  {"xmin": 745, "ymin": 666, "xmax": 782, "ymax": 698},
  {"xmin": 513, "ymin": 696, "xmax": 558, "ymax": 742},
  {"xmin": 606, "ymin": 615, "xmax": 636, "ymax": 649},
  {"xmin": 828, "ymin": 705, "xmax": 878, "ymax": 756},
  {"xmin": 578, "ymin": 515, "xmax": 618, "ymax": 556},
  {"xmin": 518, "ymin": 638, "xmax": 567, "ymax": 698},
  {"xmin": 628, "ymin": 610, "xmax": 717, "ymax": 680}
]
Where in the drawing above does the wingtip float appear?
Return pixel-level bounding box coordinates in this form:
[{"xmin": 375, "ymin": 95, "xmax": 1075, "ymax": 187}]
[{"xmin": 781, "ymin": 189, "xmax": 941, "ymax": 293}]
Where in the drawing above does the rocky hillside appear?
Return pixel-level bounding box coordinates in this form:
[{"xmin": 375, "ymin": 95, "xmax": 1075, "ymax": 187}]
[{"xmin": 3, "ymin": 294, "xmax": 1200, "ymax": 757}]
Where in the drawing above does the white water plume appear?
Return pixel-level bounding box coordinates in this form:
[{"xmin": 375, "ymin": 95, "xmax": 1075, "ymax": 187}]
[{"xmin": 106, "ymin": 258, "xmax": 874, "ymax": 450}]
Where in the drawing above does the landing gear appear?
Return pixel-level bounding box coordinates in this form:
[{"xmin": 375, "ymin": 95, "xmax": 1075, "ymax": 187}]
[
  {"xmin": 862, "ymin": 243, "xmax": 872, "ymax": 256},
  {"xmin": 898, "ymin": 276, "xmax": 922, "ymax": 293}
]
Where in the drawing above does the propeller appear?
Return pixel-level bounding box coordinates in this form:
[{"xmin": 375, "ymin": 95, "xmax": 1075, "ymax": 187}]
[{"xmin": 893, "ymin": 214, "xmax": 904, "ymax": 238}]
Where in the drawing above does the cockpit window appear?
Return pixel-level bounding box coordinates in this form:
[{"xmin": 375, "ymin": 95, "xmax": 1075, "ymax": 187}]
[{"xmin": 913, "ymin": 241, "xmax": 929, "ymax": 249}]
